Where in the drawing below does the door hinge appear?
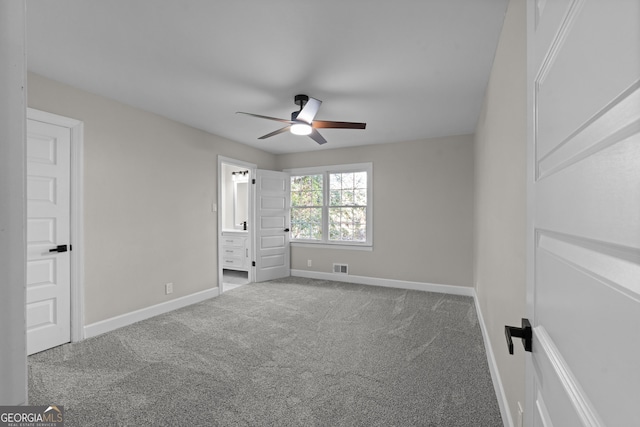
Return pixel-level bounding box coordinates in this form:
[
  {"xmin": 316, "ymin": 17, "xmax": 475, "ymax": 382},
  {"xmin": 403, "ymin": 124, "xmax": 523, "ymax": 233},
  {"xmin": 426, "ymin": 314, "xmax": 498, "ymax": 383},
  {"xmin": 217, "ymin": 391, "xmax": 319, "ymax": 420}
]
[
  {"xmin": 252, "ymin": 178, "xmax": 256, "ymax": 184},
  {"xmin": 505, "ymin": 318, "xmax": 532, "ymax": 354},
  {"xmin": 252, "ymin": 261, "xmax": 256, "ymax": 267}
]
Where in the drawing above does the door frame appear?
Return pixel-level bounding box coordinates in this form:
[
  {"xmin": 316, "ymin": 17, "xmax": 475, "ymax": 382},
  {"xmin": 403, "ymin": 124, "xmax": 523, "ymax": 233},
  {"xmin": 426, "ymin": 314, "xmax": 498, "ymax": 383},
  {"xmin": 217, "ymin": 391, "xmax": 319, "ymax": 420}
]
[
  {"xmin": 27, "ymin": 108, "xmax": 85, "ymax": 343},
  {"xmin": 217, "ymin": 155, "xmax": 256, "ymax": 292},
  {"xmin": 525, "ymin": 1, "xmax": 536, "ymax": 425}
]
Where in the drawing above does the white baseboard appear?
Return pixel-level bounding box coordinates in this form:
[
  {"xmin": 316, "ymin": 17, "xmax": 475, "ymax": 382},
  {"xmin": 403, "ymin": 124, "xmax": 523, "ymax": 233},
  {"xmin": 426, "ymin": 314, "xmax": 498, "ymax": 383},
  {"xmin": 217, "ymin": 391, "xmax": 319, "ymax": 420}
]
[
  {"xmin": 84, "ymin": 287, "xmax": 219, "ymax": 339},
  {"xmin": 474, "ymin": 296, "xmax": 513, "ymax": 427},
  {"xmin": 290, "ymin": 269, "xmax": 475, "ymax": 297}
]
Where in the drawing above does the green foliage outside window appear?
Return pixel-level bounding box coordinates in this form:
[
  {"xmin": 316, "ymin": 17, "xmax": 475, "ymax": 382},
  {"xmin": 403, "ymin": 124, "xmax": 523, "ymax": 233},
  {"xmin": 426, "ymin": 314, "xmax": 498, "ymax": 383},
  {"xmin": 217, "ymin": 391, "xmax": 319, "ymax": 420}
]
[
  {"xmin": 290, "ymin": 174, "xmax": 323, "ymax": 240},
  {"xmin": 329, "ymin": 172, "xmax": 367, "ymax": 242}
]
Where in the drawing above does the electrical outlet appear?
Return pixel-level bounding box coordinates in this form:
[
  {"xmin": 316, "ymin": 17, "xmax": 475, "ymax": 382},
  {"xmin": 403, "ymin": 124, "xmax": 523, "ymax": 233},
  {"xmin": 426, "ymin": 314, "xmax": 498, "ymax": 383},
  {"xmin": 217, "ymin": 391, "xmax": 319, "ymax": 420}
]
[
  {"xmin": 307, "ymin": 259, "xmax": 312, "ymax": 267},
  {"xmin": 165, "ymin": 282, "xmax": 173, "ymax": 295}
]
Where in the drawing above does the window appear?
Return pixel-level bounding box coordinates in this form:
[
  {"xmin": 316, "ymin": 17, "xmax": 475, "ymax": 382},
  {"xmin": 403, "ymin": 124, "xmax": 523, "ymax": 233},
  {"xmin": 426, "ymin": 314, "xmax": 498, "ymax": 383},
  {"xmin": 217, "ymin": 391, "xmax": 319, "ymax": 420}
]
[
  {"xmin": 290, "ymin": 174, "xmax": 323, "ymax": 240},
  {"xmin": 288, "ymin": 163, "xmax": 372, "ymax": 247}
]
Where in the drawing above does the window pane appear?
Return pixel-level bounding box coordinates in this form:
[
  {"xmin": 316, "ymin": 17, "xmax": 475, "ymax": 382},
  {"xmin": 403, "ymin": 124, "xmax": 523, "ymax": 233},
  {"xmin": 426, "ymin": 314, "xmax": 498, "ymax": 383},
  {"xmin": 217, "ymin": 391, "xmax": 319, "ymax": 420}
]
[
  {"xmin": 330, "ymin": 190, "xmax": 340, "ymax": 206},
  {"xmin": 310, "ymin": 207, "xmax": 322, "ymax": 222},
  {"xmin": 354, "ymin": 224, "xmax": 366, "ymax": 241},
  {"xmin": 330, "ymin": 173, "xmax": 342, "ymax": 190},
  {"xmin": 290, "ymin": 207, "xmax": 306, "ymax": 239},
  {"xmin": 342, "ymin": 172, "xmax": 354, "ymax": 189},
  {"xmin": 329, "ymin": 171, "xmax": 367, "ymax": 207},
  {"xmin": 354, "ymin": 172, "xmax": 367, "ymax": 189},
  {"xmin": 291, "ymin": 206, "xmax": 322, "ymax": 240},
  {"xmin": 328, "ymin": 207, "xmax": 366, "ymax": 242},
  {"xmin": 342, "ymin": 190, "xmax": 354, "ymax": 205},
  {"xmin": 291, "ymin": 175, "xmax": 322, "ymax": 207},
  {"xmin": 354, "ymin": 189, "xmax": 367, "ymax": 205},
  {"xmin": 353, "ymin": 207, "xmax": 366, "ymax": 221},
  {"xmin": 311, "ymin": 223, "xmax": 322, "ymax": 240},
  {"xmin": 291, "ymin": 176, "xmax": 305, "ymax": 192},
  {"xmin": 311, "ymin": 190, "xmax": 323, "ymax": 206}
]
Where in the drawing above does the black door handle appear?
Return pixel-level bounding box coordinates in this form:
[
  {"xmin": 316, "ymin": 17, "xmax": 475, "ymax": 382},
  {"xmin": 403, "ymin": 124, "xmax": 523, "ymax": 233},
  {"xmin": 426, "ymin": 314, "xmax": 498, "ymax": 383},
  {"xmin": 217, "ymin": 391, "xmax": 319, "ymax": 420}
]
[
  {"xmin": 49, "ymin": 244, "xmax": 69, "ymax": 253},
  {"xmin": 284, "ymin": 228, "xmax": 290, "ymax": 232},
  {"xmin": 505, "ymin": 318, "xmax": 532, "ymax": 354}
]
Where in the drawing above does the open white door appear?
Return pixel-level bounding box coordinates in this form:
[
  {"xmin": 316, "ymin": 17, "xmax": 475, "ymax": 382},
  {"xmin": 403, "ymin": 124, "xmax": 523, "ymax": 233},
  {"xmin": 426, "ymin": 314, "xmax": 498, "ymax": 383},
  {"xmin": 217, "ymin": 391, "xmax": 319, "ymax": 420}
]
[
  {"xmin": 525, "ymin": 0, "xmax": 640, "ymax": 426},
  {"xmin": 26, "ymin": 119, "xmax": 72, "ymax": 355},
  {"xmin": 254, "ymin": 169, "xmax": 290, "ymax": 282}
]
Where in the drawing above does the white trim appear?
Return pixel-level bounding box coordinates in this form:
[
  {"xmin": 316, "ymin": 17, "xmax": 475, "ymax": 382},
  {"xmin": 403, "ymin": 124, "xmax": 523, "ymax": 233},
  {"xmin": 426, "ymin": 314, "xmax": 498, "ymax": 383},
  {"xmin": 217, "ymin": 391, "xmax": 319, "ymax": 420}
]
[
  {"xmin": 84, "ymin": 287, "xmax": 220, "ymax": 339},
  {"xmin": 69, "ymin": 121, "xmax": 85, "ymax": 342},
  {"xmin": 286, "ymin": 162, "xmax": 373, "ymax": 247},
  {"xmin": 27, "ymin": 108, "xmax": 86, "ymax": 343},
  {"xmin": 27, "ymin": 108, "xmax": 80, "ymax": 129},
  {"xmin": 474, "ymin": 295, "xmax": 515, "ymax": 427},
  {"xmin": 285, "ymin": 162, "xmax": 372, "ymax": 176},
  {"xmin": 291, "ymin": 242, "xmax": 373, "ymax": 251},
  {"xmin": 291, "ymin": 269, "xmax": 474, "ymax": 296}
]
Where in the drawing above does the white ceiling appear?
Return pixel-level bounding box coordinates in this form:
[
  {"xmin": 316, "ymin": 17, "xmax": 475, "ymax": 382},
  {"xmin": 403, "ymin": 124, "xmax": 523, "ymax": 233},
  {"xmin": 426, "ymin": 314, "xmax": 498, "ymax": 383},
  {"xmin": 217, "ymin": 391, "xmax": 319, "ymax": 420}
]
[{"xmin": 26, "ymin": 0, "xmax": 508, "ymax": 154}]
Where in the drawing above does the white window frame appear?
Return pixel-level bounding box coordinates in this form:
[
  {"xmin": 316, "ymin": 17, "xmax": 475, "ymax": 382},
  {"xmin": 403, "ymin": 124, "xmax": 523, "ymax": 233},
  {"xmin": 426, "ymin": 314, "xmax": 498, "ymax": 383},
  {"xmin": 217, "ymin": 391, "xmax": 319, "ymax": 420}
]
[{"xmin": 286, "ymin": 162, "xmax": 373, "ymax": 250}]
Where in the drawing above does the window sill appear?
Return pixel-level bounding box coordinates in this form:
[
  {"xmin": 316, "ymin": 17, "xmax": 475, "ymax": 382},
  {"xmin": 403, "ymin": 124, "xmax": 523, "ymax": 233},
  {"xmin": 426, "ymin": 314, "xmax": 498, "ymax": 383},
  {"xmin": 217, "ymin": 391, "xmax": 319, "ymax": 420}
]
[{"xmin": 290, "ymin": 242, "xmax": 373, "ymax": 251}]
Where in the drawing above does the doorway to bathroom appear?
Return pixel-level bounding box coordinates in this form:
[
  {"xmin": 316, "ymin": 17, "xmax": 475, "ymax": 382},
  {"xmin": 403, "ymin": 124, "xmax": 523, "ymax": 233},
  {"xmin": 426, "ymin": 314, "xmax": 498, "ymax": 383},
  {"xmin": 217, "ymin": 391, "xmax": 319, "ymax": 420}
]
[{"xmin": 218, "ymin": 156, "xmax": 256, "ymax": 292}]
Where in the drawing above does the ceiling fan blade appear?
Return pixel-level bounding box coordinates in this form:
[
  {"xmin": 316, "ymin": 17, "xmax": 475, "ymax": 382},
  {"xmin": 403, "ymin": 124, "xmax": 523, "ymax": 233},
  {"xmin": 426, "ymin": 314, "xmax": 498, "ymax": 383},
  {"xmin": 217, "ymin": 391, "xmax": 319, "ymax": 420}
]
[
  {"xmin": 312, "ymin": 120, "xmax": 367, "ymax": 129},
  {"xmin": 296, "ymin": 97, "xmax": 322, "ymax": 124},
  {"xmin": 237, "ymin": 112, "xmax": 293, "ymax": 124},
  {"xmin": 258, "ymin": 126, "xmax": 291, "ymax": 140},
  {"xmin": 308, "ymin": 129, "xmax": 327, "ymax": 145}
]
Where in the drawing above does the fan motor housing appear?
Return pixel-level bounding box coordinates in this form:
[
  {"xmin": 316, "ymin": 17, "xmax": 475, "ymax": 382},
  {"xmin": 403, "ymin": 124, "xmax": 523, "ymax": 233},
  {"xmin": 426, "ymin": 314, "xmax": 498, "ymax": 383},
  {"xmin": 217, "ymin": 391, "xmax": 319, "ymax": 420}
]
[{"xmin": 294, "ymin": 94, "xmax": 309, "ymax": 108}]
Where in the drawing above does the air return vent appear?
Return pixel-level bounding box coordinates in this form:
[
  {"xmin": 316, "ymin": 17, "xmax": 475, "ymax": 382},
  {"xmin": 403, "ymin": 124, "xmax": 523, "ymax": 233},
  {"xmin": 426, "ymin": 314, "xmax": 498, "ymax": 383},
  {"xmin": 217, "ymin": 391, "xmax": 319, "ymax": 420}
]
[{"xmin": 333, "ymin": 263, "xmax": 348, "ymax": 275}]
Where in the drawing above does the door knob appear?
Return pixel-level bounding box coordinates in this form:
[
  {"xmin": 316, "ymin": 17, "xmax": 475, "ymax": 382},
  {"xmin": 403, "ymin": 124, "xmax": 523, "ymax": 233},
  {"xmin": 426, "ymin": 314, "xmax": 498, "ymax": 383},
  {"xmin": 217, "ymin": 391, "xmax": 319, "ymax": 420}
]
[
  {"xmin": 284, "ymin": 228, "xmax": 290, "ymax": 232},
  {"xmin": 505, "ymin": 318, "xmax": 532, "ymax": 354},
  {"xmin": 49, "ymin": 244, "xmax": 69, "ymax": 253}
]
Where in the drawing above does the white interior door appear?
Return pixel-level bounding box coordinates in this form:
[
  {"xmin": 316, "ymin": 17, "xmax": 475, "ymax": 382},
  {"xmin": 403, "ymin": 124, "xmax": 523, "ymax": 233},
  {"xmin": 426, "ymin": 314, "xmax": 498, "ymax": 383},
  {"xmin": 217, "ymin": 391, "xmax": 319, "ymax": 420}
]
[
  {"xmin": 255, "ymin": 169, "xmax": 290, "ymax": 282},
  {"xmin": 26, "ymin": 119, "xmax": 72, "ymax": 355},
  {"xmin": 527, "ymin": 0, "xmax": 640, "ymax": 425}
]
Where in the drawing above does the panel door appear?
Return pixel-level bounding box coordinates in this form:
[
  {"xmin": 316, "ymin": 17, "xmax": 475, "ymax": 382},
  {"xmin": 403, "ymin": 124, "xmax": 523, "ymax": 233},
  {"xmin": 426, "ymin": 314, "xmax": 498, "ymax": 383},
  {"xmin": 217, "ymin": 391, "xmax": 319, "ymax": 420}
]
[
  {"xmin": 528, "ymin": 0, "xmax": 640, "ymax": 425},
  {"xmin": 255, "ymin": 169, "xmax": 290, "ymax": 282},
  {"xmin": 26, "ymin": 119, "xmax": 71, "ymax": 355}
]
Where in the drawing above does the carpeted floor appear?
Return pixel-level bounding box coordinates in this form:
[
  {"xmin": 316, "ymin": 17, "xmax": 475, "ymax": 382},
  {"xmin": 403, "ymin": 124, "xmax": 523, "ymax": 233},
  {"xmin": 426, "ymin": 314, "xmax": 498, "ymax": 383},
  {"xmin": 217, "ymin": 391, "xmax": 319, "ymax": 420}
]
[{"xmin": 29, "ymin": 277, "xmax": 502, "ymax": 426}]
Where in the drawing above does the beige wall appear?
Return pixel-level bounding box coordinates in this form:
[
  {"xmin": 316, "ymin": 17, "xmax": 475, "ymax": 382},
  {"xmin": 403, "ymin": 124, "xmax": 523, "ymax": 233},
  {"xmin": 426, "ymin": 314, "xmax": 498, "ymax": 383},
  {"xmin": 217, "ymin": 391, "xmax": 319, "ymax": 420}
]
[
  {"xmin": 28, "ymin": 73, "xmax": 277, "ymax": 324},
  {"xmin": 277, "ymin": 135, "xmax": 475, "ymax": 287},
  {"xmin": 474, "ymin": 0, "xmax": 527, "ymax": 424}
]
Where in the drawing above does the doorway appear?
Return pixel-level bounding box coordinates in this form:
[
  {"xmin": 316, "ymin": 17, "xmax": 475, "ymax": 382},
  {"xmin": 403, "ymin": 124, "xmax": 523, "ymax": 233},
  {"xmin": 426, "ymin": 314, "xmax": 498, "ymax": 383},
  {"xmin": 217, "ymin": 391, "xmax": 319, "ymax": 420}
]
[{"xmin": 218, "ymin": 157, "xmax": 256, "ymax": 292}]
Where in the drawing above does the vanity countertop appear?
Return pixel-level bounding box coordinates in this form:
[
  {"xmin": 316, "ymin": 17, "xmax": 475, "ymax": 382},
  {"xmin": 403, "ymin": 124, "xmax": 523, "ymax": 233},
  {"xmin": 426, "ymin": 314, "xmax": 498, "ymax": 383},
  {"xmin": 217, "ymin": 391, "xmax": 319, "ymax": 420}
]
[{"xmin": 222, "ymin": 230, "xmax": 248, "ymax": 236}]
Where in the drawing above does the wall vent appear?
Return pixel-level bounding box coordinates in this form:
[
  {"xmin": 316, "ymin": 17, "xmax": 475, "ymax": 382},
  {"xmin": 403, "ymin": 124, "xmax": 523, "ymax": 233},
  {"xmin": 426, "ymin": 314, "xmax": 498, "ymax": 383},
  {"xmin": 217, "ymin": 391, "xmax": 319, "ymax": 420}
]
[{"xmin": 333, "ymin": 263, "xmax": 348, "ymax": 275}]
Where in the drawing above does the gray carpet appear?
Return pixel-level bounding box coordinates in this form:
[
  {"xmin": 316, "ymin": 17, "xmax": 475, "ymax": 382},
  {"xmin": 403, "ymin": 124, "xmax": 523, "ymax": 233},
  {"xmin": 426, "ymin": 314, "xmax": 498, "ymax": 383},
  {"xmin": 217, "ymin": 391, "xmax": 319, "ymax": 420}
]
[{"xmin": 29, "ymin": 277, "xmax": 502, "ymax": 426}]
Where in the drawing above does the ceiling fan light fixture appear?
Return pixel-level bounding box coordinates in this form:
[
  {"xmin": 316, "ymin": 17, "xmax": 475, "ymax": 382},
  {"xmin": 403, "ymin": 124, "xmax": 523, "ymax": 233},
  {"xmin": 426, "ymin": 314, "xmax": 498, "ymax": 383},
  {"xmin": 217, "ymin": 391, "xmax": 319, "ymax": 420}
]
[
  {"xmin": 290, "ymin": 122, "xmax": 312, "ymax": 136},
  {"xmin": 238, "ymin": 94, "xmax": 366, "ymax": 145}
]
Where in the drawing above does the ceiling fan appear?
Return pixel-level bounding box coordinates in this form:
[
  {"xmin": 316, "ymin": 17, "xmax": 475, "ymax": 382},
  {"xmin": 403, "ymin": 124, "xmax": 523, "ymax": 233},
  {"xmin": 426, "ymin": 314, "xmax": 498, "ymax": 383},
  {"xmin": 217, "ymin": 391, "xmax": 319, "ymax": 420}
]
[{"xmin": 237, "ymin": 94, "xmax": 366, "ymax": 145}]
